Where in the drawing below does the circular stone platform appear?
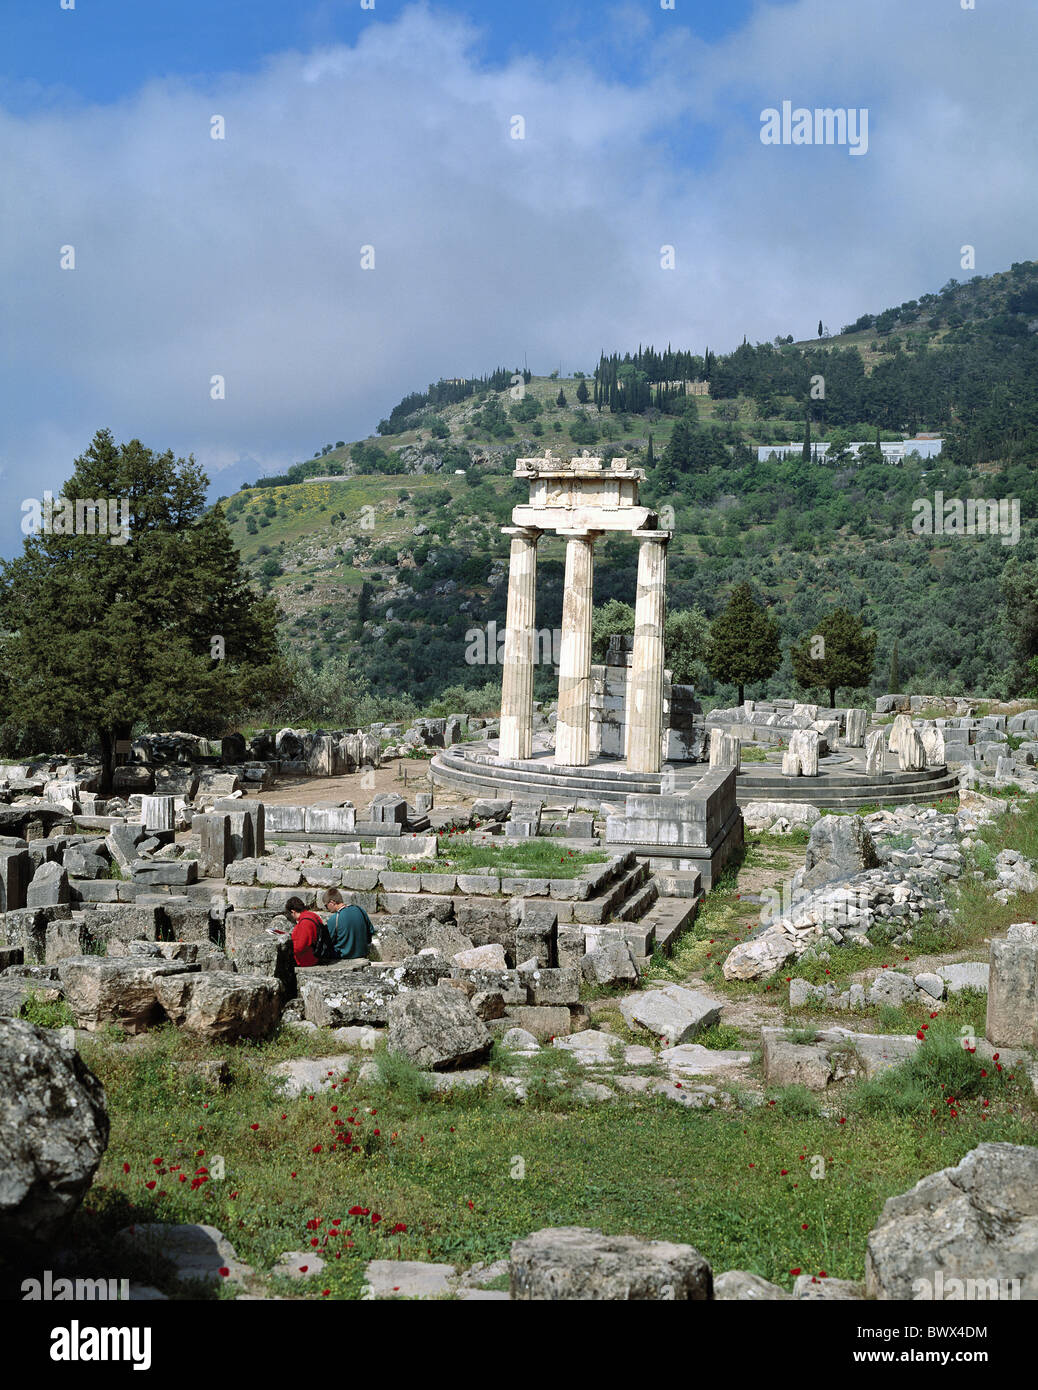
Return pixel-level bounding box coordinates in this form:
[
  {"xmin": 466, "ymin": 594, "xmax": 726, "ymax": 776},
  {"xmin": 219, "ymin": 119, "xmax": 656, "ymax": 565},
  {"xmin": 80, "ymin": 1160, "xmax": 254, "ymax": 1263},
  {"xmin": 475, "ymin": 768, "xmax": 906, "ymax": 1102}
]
[{"xmin": 431, "ymin": 739, "xmax": 959, "ymax": 811}]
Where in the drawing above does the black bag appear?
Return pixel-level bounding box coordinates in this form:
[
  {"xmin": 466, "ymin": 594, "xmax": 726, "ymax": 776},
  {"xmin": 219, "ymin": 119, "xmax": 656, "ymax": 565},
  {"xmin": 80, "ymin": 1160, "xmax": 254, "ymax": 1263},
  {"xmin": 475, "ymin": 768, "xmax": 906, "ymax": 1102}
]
[{"xmin": 314, "ymin": 916, "xmax": 338, "ymax": 964}]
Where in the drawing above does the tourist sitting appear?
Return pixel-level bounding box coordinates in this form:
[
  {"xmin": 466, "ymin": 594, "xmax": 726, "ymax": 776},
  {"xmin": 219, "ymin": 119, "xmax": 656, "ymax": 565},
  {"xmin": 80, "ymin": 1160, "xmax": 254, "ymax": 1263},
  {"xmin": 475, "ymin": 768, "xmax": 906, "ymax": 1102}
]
[
  {"xmin": 322, "ymin": 889, "xmax": 374, "ymax": 961},
  {"xmin": 285, "ymin": 896, "xmax": 330, "ymax": 967}
]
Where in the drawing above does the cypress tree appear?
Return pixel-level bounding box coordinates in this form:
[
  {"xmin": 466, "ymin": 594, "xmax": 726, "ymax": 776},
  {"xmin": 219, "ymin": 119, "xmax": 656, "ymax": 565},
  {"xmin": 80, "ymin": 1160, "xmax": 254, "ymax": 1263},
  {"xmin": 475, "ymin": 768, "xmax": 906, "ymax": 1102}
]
[
  {"xmin": 889, "ymin": 638, "xmax": 900, "ymax": 693},
  {"xmin": 802, "ymin": 411, "xmax": 812, "ymax": 462},
  {"xmin": 790, "ymin": 608, "xmax": 879, "ymax": 707},
  {"xmin": 706, "ymin": 583, "xmax": 782, "ymax": 706}
]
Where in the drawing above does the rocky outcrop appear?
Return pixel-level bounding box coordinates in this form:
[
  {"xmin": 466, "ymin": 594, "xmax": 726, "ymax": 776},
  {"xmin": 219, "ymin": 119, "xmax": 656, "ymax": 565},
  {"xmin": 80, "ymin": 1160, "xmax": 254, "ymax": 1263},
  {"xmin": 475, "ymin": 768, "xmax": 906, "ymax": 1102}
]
[
  {"xmin": 56, "ymin": 956, "xmax": 192, "ymax": 1033},
  {"xmin": 510, "ymin": 1226, "xmax": 712, "ymax": 1300},
  {"xmin": 386, "ymin": 986, "xmax": 491, "ymax": 1070},
  {"xmin": 152, "ymin": 971, "xmax": 283, "ymax": 1041},
  {"xmin": 865, "ymin": 1144, "xmax": 1038, "ymax": 1299},
  {"xmin": 0, "ymin": 1018, "xmax": 109, "ymax": 1245}
]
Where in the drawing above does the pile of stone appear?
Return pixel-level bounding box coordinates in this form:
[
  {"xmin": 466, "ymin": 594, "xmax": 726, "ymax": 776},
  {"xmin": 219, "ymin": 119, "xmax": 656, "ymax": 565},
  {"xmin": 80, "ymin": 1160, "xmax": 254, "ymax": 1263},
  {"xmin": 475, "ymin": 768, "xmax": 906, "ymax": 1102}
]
[{"xmin": 724, "ymin": 809, "xmax": 964, "ymax": 981}]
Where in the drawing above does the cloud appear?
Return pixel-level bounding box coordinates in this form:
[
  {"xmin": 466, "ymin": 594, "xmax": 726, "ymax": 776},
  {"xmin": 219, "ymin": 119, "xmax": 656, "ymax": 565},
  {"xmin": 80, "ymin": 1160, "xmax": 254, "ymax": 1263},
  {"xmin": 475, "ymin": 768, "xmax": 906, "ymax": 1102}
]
[{"xmin": 0, "ymin": 0, "xmax": 1035, "ymax": 553}]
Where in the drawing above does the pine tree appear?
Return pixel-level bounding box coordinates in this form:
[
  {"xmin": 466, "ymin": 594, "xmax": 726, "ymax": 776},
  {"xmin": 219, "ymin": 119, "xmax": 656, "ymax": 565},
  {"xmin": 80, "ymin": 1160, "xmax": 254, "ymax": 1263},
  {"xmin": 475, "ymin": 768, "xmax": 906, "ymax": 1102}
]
[
  {"xmin": 576, "ymin": 378, "xmax": 589, "ymax": 405},
  {"xmin": 556, "ymin": 388, "xmax": 567, "ymax": 408},
  {"xmin": 706, "ymin": 583, "xmax": 782, "ymax": 706},
  {"xmin": 790, "ymin": 608, "xmax": 878, "ymax": 707},
  {"xmin": 0, "ymin": 429, "xmax": 287, "ymax": 788},
  {"xmin": 889, "ymin": 637, "xmax": 900, "ymax": 693}
]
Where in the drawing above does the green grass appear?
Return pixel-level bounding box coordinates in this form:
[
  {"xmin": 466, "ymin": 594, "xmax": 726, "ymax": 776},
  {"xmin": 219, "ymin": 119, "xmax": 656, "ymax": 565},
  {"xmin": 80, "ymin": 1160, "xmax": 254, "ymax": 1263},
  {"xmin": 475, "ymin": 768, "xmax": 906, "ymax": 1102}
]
[
  {"xmin": 696, "ymin": 1023, "xmax": 745, "ymax": 1051},
  {"xmin": 22, "ymin": 991, "xmax": 76, "ymax": 1029},
  {"xmin": 849, "ymin": 1019, "xmax": 1032, "ymax": 1119},
  {"xmin": 50, "ymin": 1021, "xmax": 1036, "ymax": 1301},
  {"xmin": 739, "ymin": 745, "xmax": 769, "ymax": 763},
  {"xmin": 393, "ymin": 839, "xmax": 608, "ymax": 879}
]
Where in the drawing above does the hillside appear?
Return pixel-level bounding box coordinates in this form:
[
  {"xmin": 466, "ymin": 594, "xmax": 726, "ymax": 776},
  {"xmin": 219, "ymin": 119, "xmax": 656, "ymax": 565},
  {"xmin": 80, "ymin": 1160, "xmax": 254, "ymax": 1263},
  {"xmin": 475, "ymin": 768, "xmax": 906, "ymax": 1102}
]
[{"xmin": 216, "ymin": 259, "xmax": 1038, "ymax": 712}]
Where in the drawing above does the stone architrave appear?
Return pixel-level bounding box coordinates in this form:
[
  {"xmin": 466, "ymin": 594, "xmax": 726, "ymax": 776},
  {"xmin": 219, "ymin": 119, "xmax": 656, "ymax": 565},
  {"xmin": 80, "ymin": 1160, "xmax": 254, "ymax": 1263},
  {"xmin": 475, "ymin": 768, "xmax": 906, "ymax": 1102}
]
[
  {"xmin": 555, "ymin": 532, "xmax": 597, "ymax": 767},
  {"xmin": 789, "ymin": 729, "xmax": 819, "ymax": 776},
  {"xmin": 844, "ymin": 709, "xmax": 867, "ymax": 747},
  {"xmin": 864, "ymin": 728, "xmax": 886, "ymax": 775},
  {"xmin": 141, "ymin": 795, "xmax": 175, "ymax": 833},
  {"xmin": 498, "ymin": 527, "xmax": 540, "ymax": 762},
  {"xmin": 899, "ymin": 728, "xmax": 926, "ymax": 772},
  {"xmin": 626, "ymin": 532, "xmax": 669, "ymax": 774}
]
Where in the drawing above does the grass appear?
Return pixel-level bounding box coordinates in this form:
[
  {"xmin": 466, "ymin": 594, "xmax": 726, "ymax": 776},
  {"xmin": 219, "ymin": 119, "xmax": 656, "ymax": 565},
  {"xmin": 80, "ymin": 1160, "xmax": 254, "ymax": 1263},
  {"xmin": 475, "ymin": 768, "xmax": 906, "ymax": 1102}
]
[
  {"xmin": 22, "ymin": 991, "xmax": 76, "ymax": 1029},
  {"xmin": 35, "ymin": 1020, "xmax": 1034, "ymax": 1301},
  {"xmin": 391, "ymin": 839, "xmax": 608, "ymax": 879},
  {"xmin": 739, "ymin": 745, "xmax": 769, "ymax": 763},
  {"xmin": 696, "ymin": 1023, "xmax": 745, "ymax": 1051},
  {"xmin": 849, "ymin": 1019, "xmax": 1033, "ymax": 1118}
]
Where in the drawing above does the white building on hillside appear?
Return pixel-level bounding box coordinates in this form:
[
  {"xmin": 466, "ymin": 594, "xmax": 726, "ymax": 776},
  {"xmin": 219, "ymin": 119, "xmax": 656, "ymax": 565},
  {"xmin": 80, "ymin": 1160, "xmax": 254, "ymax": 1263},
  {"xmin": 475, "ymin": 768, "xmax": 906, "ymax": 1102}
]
[{"xmin": 756, "ymin": 436, "xmax": 943, "ymax": 463}]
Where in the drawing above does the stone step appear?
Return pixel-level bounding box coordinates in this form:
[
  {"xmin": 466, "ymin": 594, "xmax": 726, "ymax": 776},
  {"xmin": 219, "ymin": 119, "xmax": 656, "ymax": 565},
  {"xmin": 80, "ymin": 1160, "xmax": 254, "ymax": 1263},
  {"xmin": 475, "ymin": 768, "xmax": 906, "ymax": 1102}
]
[
  {"xmin": 642, "ymin": 896, "xmax": 700, "ymax": 954},
  {"xmin": 616, "ymin": 877, "xmax": 659, "ymax": 922},
  {"xmin": 573, "ymin": 861, "xmax": 649, "ymax": 925},
  {"xmin": 655, "ymin": 870, "xmax": 702, "ymax": 898}
]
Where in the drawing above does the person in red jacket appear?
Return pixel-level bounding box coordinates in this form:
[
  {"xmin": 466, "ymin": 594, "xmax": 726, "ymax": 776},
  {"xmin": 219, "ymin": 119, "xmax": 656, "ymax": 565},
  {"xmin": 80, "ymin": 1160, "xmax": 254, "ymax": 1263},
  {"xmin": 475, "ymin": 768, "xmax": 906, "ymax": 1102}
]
[{"xmin": 285, "ymin": 896, "xmax": 324, "ymax": 967}]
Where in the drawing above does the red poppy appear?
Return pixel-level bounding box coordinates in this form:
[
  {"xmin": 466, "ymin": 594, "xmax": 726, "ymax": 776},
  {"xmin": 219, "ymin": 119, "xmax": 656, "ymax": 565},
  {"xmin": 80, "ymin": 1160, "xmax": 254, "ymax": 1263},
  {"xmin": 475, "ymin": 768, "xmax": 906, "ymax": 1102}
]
[
  {"xmin": 122, "ymin": 1162, "xmax": 130, "ymax": 1174},
  {"xmin": 250, "ymin": 1123, "xmax": 259, "ymax": 1131},
  {"xmin": 790, "ymin": 1268, "xmax": 801, "ymax": 1277},
  {"xmin": 145, "ymin": 1180, "xmax": 156, "ymax": 1190},
  {"xmin": 219, "ymin": 1268, "xmax": 230, "ymax": 1278}
]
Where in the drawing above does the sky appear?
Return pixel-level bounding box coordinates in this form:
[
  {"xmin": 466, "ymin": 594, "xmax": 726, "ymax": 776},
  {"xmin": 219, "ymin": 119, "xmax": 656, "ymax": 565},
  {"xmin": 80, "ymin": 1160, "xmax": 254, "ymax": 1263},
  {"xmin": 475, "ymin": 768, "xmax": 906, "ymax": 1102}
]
[{"xmin": 1, "ymin": 0, "xmax": 1036, "ymax": 555}]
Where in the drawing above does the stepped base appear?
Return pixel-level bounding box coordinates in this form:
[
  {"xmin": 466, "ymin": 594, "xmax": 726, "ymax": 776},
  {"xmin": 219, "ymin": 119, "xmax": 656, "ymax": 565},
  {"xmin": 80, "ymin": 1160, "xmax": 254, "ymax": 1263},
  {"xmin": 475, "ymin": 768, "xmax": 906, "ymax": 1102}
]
[{"xmin": 432, "ymin": 742, "xmax": 959, "ymax": 812}]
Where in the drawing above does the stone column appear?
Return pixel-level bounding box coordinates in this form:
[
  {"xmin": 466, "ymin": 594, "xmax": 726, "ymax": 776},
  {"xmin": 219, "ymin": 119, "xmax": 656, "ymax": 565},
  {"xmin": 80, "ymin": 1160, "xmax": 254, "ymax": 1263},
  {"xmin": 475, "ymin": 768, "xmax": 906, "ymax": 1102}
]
[
  {"xmin": 498, "ymin": 527, "xmax": 540, "ymax": 762},
  {"xmin": 626, "ymin": 532, "xmax": 669, "ymax": 774},
  {"xmin": 555, "ymin": 532, "xmax": 597, "ymax": 767}
]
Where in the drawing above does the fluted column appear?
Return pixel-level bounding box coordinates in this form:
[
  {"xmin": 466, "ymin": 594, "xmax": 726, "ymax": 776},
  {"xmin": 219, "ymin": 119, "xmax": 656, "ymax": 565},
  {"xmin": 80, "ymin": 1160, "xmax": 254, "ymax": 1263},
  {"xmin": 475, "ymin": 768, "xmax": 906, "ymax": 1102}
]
[
  {"xmin": 498, "ymin": 527, "xmax": 540, "ymax": 761},
  {"xmin": 555, "ymin": 531, "xmax": 597, "ymax": 767},
  {"xmin": 626, "ymin": 531, "xmax": 669, "ymax": 774}
]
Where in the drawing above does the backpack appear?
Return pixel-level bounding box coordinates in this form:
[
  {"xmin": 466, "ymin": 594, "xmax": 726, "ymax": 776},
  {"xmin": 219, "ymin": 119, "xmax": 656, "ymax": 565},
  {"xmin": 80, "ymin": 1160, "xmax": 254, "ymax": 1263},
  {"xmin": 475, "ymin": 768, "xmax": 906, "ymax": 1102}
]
[
  {"xmin": 300, "ymin": 910, "xmax": 337, "ymax": 964},
  {"xmin": 314, "ymin": 916, "xmax": 338, "ymax": 964}
]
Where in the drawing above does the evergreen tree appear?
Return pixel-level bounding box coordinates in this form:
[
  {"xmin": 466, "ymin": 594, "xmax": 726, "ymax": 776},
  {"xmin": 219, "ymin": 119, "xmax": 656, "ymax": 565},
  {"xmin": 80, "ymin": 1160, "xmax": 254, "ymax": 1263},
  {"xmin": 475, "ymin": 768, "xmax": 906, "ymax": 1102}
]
[
  {"xmin": 801, "ymin": 411, "xmax": 812, "ymax": 463},
  {"xmin": 889, "ymin": 637, "xmax": 900, "ymax": 693},
  {"xmin": 790, "ymin": 608, "xmax": 878, "ymax": 707},
  {"xmin": 665, "ymin": 606, "xmax": 711, "ymax": 686},
  {"xmin": 556, "ymin": 388, "xmax": 567, "ymax": 408},
  {"xmin": 591, "ymin": 599, "xmax": 635, "ymax": 660},
  {"xmin": 576, "ymin": 378, "xmax": 590, "ymax": 405},
  {"xmin": 706, "ymin": 583, "xmax": 781, "ymax": 705},
  {"xmin": 818, "ymin": 319, "xmax": 824, "ymax": 338},
  {"xmin": 0, "ymin": 429, "xmax": 287, "ymax": 787},
  {"xmin": 646, "ymin": 433, "xmax": 655, "ymax": 471}
]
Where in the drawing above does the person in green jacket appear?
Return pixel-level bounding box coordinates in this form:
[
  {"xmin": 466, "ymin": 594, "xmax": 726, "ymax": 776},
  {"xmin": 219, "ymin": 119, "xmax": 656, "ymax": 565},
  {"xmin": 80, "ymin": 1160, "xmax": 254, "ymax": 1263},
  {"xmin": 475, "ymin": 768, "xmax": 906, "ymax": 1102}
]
[{"xmin": 322, "ymin": 889, "xmax": 373, "ymax": 960}]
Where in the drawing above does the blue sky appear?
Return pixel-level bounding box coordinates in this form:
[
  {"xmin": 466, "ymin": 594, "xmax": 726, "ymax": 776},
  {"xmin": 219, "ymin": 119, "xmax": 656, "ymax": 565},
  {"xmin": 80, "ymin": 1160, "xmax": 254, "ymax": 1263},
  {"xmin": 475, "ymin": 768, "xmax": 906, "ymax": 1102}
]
[
  {"xmin": 1, "ymin": 1, "xmax": 768, "ymax": 107},
  {"xmin": 1, "ymin": 0, "xmax": 1035, "ymax": 556}
]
